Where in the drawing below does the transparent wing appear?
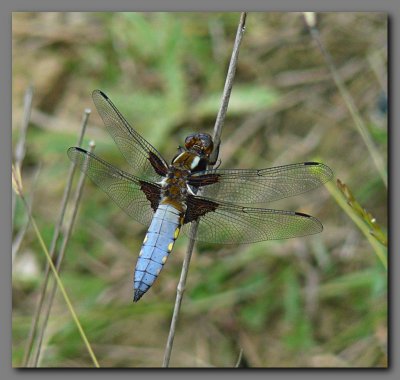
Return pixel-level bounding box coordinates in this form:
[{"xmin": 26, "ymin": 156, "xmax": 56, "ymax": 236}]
[
  {"xmin": 182, "ymin": 196, "xmax": 323, "ymax": 244},
  {"xmin": 68, "ymin": 147, "xmax": 161, "ymax": 226},
  {"xmin": 189, "ymin": 162, "xmax": 333, "ymax": 205},
  {"xmin": 92, "ymin": 90, "xmax": 169, "ymax": 182}
]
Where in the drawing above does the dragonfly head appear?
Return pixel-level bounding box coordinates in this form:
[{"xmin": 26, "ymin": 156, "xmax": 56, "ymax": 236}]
[{"xmin": 184, "ymin": 133, "xmax": 214, "ymax": 159}]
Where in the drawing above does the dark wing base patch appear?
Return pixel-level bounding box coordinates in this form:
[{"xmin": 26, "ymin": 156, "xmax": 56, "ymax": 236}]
[
  {"xmin": 140, "ymin": 180, "xmax": 161, "ymax": 212},
  {"xmin": 148, "ymin": 151, "xmax": 168, "ymax": 177},
  {"xmin": 184, "ymin": 195, "xmax": 218, "ymax": 224}
]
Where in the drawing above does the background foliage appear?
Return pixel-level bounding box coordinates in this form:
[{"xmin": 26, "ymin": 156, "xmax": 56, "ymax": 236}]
[{"xmin": 12, "ymin": 12, "xmax": 387, "ymax": 367}]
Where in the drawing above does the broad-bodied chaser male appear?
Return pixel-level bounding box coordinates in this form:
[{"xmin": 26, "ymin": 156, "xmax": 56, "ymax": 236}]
[{"xmin": 68, "ymin": 90, "xmax": 333, "ymax": 301}]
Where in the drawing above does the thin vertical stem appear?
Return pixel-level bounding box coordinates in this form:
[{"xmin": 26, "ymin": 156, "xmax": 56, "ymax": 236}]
[
  {"xmin": 28, "ymin": 212, "xmax": 100, "ymax": 368},
  {"xmin": 12, "ymin": 163, "xmax": 99, "ymax": 368},
  {"xmin": 21, "ymin": 196, "xmax": 99, "ymax": 368},
  {"xmin": 235, "ymin": 348, "xmax": 243, "ymax": 367},
  {"xmin": 12, "ymin": 165, "xmax": 41, "ymax": 263},
  {"xmin": 162, "ymin": 12, "xmax": 247, "ymax": 367},
  {"xmin": 23, "ymin": 109, "xmax": 91, "ymax": 367},
  {"xmin": 162, "ymin": 227, "xmax": 198, "ymax": 367},
  {"xmin": 212, "ymin": 12, "xmax": 247, "ymax": 157},
  {"xmin": 13, "ymin": 85, "xmax": 34, "ymax": 227},
  {"xmin": 32, "ymin": 141, "xmax": 96, "ymax": 367}
]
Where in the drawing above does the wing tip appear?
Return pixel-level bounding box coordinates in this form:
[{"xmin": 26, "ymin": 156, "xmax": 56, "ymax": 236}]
[
  {"xmin": 295, "ymin": 211, "xmax": 312, "ymax": 218},
  {"xmin": 67, "ymin": 146, "xmax": 87, "ymax": 158},
  {"xmin": 304, "ymin": 161, "xmax": 334, "ymax": 182},
  {"xmin": 67, "ymin": 146, "xmax": 76, "ymax": 158},
  {"xmin": 92, "ymin": 89, "xmax": 108, "ymax": 99},
  {"xmin": 295, "ymin": 211, "xmax": 324, "ymax": 233},
  {"xmin": 70, "ymin": 146, "xmax": 85, "ymax": 152},
  {"xmin": 304, "ymin": 161, "xmax": 319, "ymax": 166}
]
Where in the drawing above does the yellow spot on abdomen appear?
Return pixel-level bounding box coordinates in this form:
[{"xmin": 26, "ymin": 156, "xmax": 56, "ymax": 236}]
[
  {"xmin": 139, "ymin": 249, "xmax": 143, "ymax": 257},
  {"xmin": 174, "ymin": 227, "xmax": 180, "ymax": 239},
  {"xmin": 167, "ymin": 242, "xmax": 174, "ymax": 252},
  {"xmin": 162, "ymin": 255, "xmax": 168, "ymax": 264},
  {"xmin": 143, "ymin": 234, "xmax": 148, "ymax": 243}
]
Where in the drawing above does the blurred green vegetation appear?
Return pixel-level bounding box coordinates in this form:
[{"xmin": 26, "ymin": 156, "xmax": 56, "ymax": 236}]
[{"xmin": 12, "ymin": 12, "xmax": 387, "ymax": 367}]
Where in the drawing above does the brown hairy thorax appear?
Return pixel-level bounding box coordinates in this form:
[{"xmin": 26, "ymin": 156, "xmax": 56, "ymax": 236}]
[
  {"xmin": 160, "ymin": 152, "xmax": 192, "ymax": 213},
  {"xmin": 160, "ymin": 133, "xmax": 214, "ymax": 213}
]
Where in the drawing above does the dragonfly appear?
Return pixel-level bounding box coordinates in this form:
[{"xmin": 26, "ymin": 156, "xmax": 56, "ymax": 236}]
[{"xmin": 68, "ymin": 90, "xmax": 333, "ymax": 302}]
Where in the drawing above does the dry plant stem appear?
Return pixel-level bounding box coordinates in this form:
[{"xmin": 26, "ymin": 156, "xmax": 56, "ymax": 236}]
[
  {"xmin": 12, "ymin": 166, "xmax": 41, "ymax": 262},
  {"xmin": 12, "ymin": 85, "xmax": 34, "ymax": 227},
  {"xmin": 12, "ymin": 165, "xmax": 99, "ymax": 368},
  {"xmin": 235, "ymin": 348, "xmax": 244, "ymax": 367},
  {"xmin": 20, "ymin": 196, "xmax": 99, "ymax": 367},
  {"xmin": 212, "ymin": 12, "xmax": 247, "ymax": 154},
  {"xmin": 307, "ymin": 24, "xmax": 387, "ymax": 188},
  {"xmin": 23, "ymin": 109, "xmax": 91, "ymax": 367},
  {"xmin": 162, "ymin": 12, "xmax": 247, "ymax": 368},
  {"xmin": 12, "ymin": 195, "xmax": 33, "ymax": 261},
  {"xmin": 32, "ymin": 141, "xmax": 96, "ymax": 367},
  {"xmin": 162, "ymin": 224, "xmax": 198, "ymax": 367}
]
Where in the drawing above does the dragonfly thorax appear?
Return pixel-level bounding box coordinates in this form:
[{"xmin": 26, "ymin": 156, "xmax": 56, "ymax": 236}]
[{"xmin": 160, "ymin": 164, "xmax": 190, "ymax": 213}]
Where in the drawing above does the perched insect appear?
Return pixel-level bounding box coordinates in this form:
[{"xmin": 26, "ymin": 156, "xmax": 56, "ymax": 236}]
[{"xmin": 68, "ymin": 90, "xmax": 333, "ymax": 302}]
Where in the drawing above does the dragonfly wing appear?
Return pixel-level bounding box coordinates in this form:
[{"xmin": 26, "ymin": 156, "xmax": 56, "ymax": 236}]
[
  {"xmin": 182, "ymin": 195, "xmax": 322, "ymax": 244},
  {"xmin": 68, "ymin": 147, "xmax": 161, "ymax": 226},
  {"xmin": 92, "ymin": 90, "xmax": 169, "ymax": 183},
  {"xmin": 189, "ymin": 162, "xmax": 333, "ymax": 205}
]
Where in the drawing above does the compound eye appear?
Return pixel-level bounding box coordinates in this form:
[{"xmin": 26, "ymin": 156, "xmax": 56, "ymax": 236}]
[
  {"xmin": 200, "ymin": 135, "xmax": 214, "ymax": 156},
  {"xmin": 184, "ymin": 134, "xmax": 197, "ymax": 150},
  {"xmin": 184, "ymin": 133, "xmax": 214, "ymax": 156}
]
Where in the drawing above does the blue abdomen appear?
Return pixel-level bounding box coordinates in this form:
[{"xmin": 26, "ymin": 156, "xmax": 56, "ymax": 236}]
[{"xmin": 133, "ymin": 204, "xmax": 181, "ymax": 301}]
